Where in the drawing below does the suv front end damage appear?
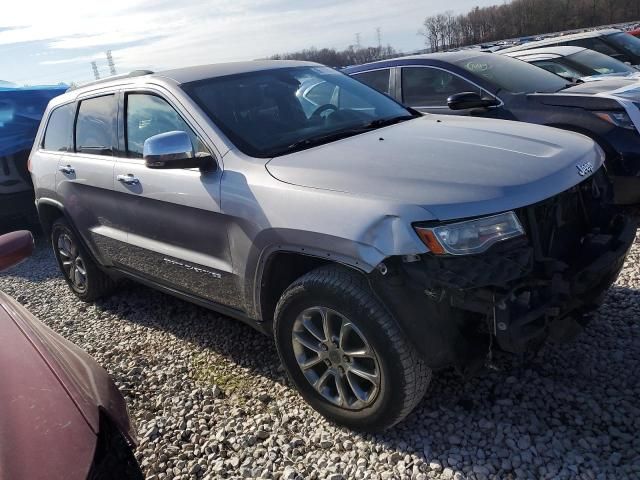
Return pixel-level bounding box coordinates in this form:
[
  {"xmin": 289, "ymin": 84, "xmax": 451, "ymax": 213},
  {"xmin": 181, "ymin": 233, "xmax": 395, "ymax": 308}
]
[{"xmin": 370, "ymin": 170, "xmax": 636, "ymax": 372}]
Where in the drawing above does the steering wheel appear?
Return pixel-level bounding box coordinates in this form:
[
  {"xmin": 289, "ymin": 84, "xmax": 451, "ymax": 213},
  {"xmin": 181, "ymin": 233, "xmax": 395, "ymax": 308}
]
[{"xmin": 310, "ymin": 104, "xmax": 338, "ymax": 121}]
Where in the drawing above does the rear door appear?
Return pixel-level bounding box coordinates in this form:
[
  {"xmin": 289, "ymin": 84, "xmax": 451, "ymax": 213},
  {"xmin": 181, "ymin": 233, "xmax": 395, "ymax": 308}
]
[
  {"xmin": 55, "ymin": 93, "xmax": 124, "ymax": 265},
  {"xmin": 112, "ymin": 89, "xmax": 239, "ymax": 309}
]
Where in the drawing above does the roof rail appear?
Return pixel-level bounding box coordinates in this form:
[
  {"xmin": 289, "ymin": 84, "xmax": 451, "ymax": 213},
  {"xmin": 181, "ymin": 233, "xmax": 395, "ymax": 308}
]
[{"xmin": 67, "ymin": 69, "xmax": 155, "ymax": 92}]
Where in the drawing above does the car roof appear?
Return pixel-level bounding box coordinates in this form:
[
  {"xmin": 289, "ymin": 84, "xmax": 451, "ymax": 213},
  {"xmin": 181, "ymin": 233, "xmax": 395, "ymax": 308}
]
[
  {"xmin": 502, "ymin": 46, "xmax": 586, "ymax": 58},
  {"xmin": 499, "ymin": 28, "xmax": 622, "ymax": 53},
  {"xmin": 65, "ymin": 60, "xmax": 321, "ymax": 97},
  {"xmin": 344, "ymin": 50, "xmax": 491, "ymax": 71}
]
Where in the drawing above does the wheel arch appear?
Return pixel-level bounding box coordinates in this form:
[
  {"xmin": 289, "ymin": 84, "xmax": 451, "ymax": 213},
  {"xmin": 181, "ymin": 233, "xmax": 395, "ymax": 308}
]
[
  {"xmin": 255, "ymin": 247, "xmax": 371, "ymax": 329},
  {"xmin": 36, "ymin": 198, "xmax": 66, "ymax": 238}
]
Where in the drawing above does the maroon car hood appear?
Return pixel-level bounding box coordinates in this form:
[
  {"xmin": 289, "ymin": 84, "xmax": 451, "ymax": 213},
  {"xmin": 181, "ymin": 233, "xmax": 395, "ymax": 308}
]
[
  {"xmin": 0, "ymin": 298, "xmax": 95, "ymax": 480},
  {"xmin": 0, "ymin": 291, "xmax": 136, "ymax": 480}
]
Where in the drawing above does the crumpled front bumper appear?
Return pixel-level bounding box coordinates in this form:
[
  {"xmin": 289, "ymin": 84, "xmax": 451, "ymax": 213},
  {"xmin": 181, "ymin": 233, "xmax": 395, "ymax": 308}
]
[{"xmin": 370, "ymin": 190, "xmax": 636, "ymax": 370}]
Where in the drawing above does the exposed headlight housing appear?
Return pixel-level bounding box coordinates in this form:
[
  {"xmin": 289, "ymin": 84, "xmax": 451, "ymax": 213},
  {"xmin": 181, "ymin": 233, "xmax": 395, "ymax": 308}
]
[
  {"xmin": 415, "ymin": 211, "xmax": 525, "ymax": 255},
  {"xmin": 593, "ymin": 111, "xmax": 636, "ymax": 130}
]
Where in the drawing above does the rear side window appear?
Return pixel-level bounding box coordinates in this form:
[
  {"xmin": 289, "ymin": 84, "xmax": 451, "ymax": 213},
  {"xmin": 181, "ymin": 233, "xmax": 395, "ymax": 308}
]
[
  {"xmin": 352, "ymin": 69, "xmax": 391, "ymax": 95},
  {"xmin": 75, "ymin": 95, "xmax": 117, "ymax": 155},
  {"xmin": 125, "ymin": 93, "xmax": 203, "ymax": 158},
  {"xmin": 402, "ymin": 67, "xmax": 481, "ymax": 107},
  {"xmin": 43, "ymin": 104, "xmax": 74, "ymax": 151}
]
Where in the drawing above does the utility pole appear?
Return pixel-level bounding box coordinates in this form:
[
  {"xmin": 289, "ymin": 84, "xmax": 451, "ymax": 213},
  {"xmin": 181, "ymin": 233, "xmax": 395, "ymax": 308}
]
[
  {"xmin": 106, "ymin": 50, "xmax": 117, "ymax": 76},
  {"xmin": 91, "ymin": 61, "xmax": 100, "ymax": 80}
]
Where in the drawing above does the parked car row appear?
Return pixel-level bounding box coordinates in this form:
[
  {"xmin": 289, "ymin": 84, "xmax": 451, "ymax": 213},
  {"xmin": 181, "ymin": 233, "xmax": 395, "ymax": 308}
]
[{"xmin": 25, "ymin": 53, "xmax": 636, "ymax": 431}]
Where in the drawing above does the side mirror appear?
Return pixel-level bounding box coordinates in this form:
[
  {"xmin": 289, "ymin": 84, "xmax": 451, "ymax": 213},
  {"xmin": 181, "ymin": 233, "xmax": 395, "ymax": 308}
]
[
  {"xmin": 447, "ymin": 92, "xmax": 499, "ymax": 111},
  {"xmin": 0, "ymin": 231, "xmax": 34, "ymax": 271},
  {"xmin": 144, "ymin": 131, "xmax": 213, "ymax": 170}
]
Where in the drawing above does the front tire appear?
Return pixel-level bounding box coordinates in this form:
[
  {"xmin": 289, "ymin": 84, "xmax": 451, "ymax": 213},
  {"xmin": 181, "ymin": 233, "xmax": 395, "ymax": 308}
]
[
  {"xmin": 51, "ymin": 218, "xmax": 115, "ymax": 301},
  {"xmin": 274, "ymin": 265, "xmax": 431, "ymax": 431}
]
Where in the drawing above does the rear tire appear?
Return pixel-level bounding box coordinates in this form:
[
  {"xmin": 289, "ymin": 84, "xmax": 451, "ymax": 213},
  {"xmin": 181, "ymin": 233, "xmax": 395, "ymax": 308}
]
[
  {"xmin": 274, "ymin": 265, "xmax": 431, "ymax": 431},
  {"xmin": 51, "ymin": 218, "xmax": 115, "ymax": 301}
]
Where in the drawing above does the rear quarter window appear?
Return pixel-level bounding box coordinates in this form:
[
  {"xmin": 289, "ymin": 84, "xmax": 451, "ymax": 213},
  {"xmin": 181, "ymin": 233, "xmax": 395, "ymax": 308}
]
[
  {"xmin": 352, "ymin": 69, "xmax": 392, "ymax": 95},
  {"xmin": 42, "ymin": 104, "xmax": 74, "ymax": 152}
]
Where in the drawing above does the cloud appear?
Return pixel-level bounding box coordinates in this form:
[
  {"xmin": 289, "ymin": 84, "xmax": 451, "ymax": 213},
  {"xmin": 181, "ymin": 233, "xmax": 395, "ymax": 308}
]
[{"xmin": 1, "ymin": 0, "xmax": 497, "ymax": 84}]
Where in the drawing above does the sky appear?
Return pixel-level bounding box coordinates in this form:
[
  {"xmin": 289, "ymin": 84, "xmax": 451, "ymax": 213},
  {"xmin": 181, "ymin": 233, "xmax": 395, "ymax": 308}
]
[{"xmin": 0, "ymin": 0, "xmax": 499, "ymax": 86}]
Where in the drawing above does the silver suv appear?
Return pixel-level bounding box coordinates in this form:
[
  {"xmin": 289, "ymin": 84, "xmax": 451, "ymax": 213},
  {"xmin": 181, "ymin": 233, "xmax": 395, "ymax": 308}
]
[{"xmin": 30, "ymin": 61, "xmax": 635, "ymax": 430}]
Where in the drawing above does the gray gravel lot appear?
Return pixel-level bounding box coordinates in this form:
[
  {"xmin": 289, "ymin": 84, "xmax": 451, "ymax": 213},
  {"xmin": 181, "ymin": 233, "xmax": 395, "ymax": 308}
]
[{"xmin": 1, "ymin": 237, "xmax": 639, "ymax": 480}]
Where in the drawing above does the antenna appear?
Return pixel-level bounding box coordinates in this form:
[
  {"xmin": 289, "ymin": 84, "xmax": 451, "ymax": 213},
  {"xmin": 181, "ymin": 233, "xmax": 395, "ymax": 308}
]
[
  {"xmin": 91, "ymin": 61, "xmax": 100, "ymax": 80},
  {"xmin": 106, "ymin": 50, "xmax": 117, "ymax": 76}
]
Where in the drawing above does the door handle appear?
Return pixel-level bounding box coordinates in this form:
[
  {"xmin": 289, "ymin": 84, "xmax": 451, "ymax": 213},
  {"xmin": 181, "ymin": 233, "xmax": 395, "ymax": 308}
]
[
  {"xmin": 58, "ymin": 165, "xmax": 75, "ymax": 175},
  {"xmin": 117, "ymin": 174, "xmax": 140, "ymax": 185}
]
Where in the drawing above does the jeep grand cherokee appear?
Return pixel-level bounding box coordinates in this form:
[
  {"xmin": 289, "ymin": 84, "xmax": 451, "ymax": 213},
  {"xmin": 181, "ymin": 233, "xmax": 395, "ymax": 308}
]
[{"xmin": 30, "ymin": 61, "xmax": 635, "ymax": 430}]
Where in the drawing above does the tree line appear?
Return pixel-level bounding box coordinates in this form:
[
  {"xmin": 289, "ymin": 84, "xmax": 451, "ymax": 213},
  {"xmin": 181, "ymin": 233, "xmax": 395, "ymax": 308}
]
[
  {"xmin": 269, "ymin": 45, "xmax": 399, "ymax": 68},
  {"xmin": 421, "ymin": 0, "xmax": 640, "ymax": 52}
]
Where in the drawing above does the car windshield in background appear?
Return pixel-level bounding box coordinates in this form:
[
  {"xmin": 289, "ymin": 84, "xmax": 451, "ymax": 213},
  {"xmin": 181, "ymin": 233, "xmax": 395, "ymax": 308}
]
[
  {"xmin": 183, "ymin": 66, "xmax": 414, "ymax": 157},
  {"xmin": 569, "ymin": 49, "xmax": 637, "ymax": 75},
  {"xmin": 606, "ymin": 32, "xmax": 640, "ymax": 61},
  {"xmin": 454, "ymin": 54, "xmax": 569, "ymax": 93}
]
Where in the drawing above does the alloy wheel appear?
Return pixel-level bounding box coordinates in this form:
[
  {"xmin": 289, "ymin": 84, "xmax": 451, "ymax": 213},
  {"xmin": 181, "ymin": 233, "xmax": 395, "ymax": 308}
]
[
  {"xmin": 57, "ymin": 233, "xmax": 87, "ymax": 292},
  {"xmin": 291, "ymin": 306, "xmax": 381, "ymax": 410}
]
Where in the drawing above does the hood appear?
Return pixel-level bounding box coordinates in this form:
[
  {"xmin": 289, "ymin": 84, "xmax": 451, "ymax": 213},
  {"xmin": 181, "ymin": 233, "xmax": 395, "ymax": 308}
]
[
  {"xmin": 561, "ymin": 78, "xmax": 640, "ymax": 95},
  {"xmin": 0, "ymin": 292, "xmax": 95, "ymax": 480},
  {"xmin": 266, "ymin": 115, "xmax": 603, "ymax": 220}
]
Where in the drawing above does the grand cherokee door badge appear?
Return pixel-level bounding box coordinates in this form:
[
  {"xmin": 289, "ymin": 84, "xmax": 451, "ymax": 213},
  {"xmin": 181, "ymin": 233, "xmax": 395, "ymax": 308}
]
[{"xmin": 163, "ymin": 258, "xmax": 222, "ymax": 279}]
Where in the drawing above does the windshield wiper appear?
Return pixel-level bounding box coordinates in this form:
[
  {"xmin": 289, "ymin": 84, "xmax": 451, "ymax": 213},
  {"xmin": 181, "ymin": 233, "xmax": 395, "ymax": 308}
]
[{"xmin": 272, "ymin": 115, "xmax": 415, "ymax": 156}]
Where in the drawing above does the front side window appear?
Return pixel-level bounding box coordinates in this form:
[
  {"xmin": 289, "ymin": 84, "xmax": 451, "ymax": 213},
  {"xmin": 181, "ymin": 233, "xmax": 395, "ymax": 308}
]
[
  {"xmin": 353, "ymin": 69, "xmax": 392, "ymax": 95},
  {"xmin": 126, "ymin": 94, "xmax": 203, "ymax": 158},
  {"xmin": 43, "ymin": 103, "xmax": 74, "ymax": 151},
  {"xmin": 454, "ymin": 54, "xmax": 568, "ymax": 93},
  {"xmin": 402, "ymin": 67, "xmax": 481, "ymax": 106},
  {"xmin": 183, "ymin": 66, "xmax": 413, "ymax": 157},
  {"xmin": 75, "ymin": 95, "xmax": 117, "ymax": 155}
]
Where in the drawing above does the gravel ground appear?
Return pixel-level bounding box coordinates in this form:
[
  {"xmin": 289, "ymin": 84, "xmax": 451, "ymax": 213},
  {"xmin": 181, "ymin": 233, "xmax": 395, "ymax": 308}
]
[{"xmin": 1, "ymin": 237, "xmax": 639, "ymax": 480}]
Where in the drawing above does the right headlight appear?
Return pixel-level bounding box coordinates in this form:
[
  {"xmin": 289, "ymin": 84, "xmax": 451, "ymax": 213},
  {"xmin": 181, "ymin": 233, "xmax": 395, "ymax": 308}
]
[
  {"xmin": 593, "ymin": 111, "xmax": 636, "ymax": 130},
  {"xmin": 414, "ymin": 211, "xmax": 525, "ymax": 256}
]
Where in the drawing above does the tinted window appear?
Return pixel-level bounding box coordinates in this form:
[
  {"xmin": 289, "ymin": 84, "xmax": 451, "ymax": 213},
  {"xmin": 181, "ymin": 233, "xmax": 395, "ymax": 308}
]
[
  {"xmin": 75, "ymin": 95, "xmax": 117, "ymax": 155},
  {"xmin": 126, "ymin": 94, "xmax": 203, "ymax": 158},
  {"xmin": 353, "ymin": 69, "xmax": 391, "ymax": 94},
  {"xmin": 184, "ymin": 66, "xmax": 413, "ymax": 157},
  {"xmin": 569, "ymin": 49, "xmax": 636, "ymax": 75},
  {"xmin": 402, "ymin": 67, "xmax": 481, "ymax": 106},
  {"xmin": 566, "ymin": 38, "xmax": 619, "ymax": 57},
  {"xmin": 531, "ymin": 60, "xmax": 584, "ymax": 79},
  {"xmin": 43, "ymin": 104, "xmax": 74, "ymax": 151},
  {"xmin": 603, "ymin": 32, "xmax": 640, "ymax": 63},
  {"xmin": 454, "ymin": 54, "xmax": 568, "ymax": 93}
]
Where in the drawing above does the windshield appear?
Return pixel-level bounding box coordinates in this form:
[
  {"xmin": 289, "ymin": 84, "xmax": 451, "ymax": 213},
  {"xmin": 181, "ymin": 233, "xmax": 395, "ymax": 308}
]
[
  {"xmin": 182, "ymin": 66, "xmax": 414, "ymax": 157},
  {"xmin": 605, "ymin": 32, "xmax": 640, "ymax": 63},
  {"xmin": 453, "ymin": 54, "xmax": 568, "ymax": 93},
  {"xmin": 568, "ymin": 49, "xmax": 637, "ymax": 75}
]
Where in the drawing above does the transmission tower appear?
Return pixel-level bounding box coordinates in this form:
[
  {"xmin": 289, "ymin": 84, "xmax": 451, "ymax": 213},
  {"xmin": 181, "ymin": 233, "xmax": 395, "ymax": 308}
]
[
  {"xmin": 376, "ymin": 27, "xmax": 382, "ymax": 49},
  {"xmin": 91, "ymin": 61, "xmax": 100, "ymax": 80},
  {"xmin": 106, "ymin": 50, "xmax": 117, "ymax": 76},
  {"xmin": 355, "ymin": 32, "xmax": 361, "ymax": 48}
]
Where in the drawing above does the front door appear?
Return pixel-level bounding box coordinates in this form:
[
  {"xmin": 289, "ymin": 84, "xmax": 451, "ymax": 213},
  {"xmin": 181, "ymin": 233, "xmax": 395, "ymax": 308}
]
[{"xmin": 112, "ymin": 91, "xmax": 240, "ymax": 310}]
